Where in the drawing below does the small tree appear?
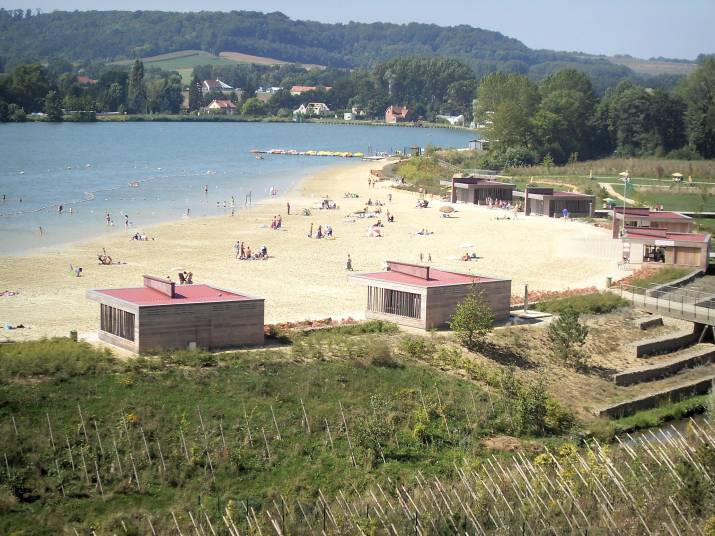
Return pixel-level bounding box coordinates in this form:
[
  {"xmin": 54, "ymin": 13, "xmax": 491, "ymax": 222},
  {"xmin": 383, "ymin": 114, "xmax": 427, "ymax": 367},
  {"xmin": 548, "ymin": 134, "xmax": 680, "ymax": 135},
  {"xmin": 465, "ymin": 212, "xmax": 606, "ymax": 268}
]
[
  {"xmin": 43, "ymin": 90, "xmax": 62, "ymax": 122},
  {"xmin": 547, "ymin": 307, "xmax": 588, "ymax": 365},
  {"xmin": 450, "ymin": 286, "xmax": 494, "ymax": 350}
]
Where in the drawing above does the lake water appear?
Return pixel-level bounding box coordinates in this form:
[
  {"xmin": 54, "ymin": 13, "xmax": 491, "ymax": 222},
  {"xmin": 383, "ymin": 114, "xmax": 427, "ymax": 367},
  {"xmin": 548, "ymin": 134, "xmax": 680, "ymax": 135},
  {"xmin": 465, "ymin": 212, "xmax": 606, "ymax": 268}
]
[{"xmin": 0, "ymin": 122, "xmax": 473, "ymax": 255}]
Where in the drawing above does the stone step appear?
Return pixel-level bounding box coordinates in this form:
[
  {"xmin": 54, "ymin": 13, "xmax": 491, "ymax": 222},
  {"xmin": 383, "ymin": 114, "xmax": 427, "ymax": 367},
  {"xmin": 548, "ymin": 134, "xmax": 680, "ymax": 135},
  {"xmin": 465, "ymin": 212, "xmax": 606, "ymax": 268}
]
[{"xmin": 614, "ymin": 345, "xmax": 715, "ymax": 386}]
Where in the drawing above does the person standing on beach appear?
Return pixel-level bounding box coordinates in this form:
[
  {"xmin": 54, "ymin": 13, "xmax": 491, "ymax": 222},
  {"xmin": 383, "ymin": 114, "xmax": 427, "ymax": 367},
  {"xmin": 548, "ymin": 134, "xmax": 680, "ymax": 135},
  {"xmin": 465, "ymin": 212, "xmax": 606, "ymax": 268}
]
[
  {"xmin": 234, "ymin": 240, "xmax": 241, "ymax": 259},
  {"xmin": 308, "ymin": 222, "xmax": 313, "ymax": 238},
  {"xmin": 124, "ymin": 214, "xmax": 129, "ymax": 229},
  {"xmin": 58, "ymin": 204, "xmax": 63, "ymax": 214},
  {"xmin": 105, "ymin": 211, "xmax": 111, "ymax": 226},
  {"xmin": 346, "ymin": 254, "xmax": 353, "ymax": 271},
  {"xmin": 204, "ymin": 185, "xmax": 208, "ymax": 196},
  {"xmin": 286, "ymin": 202, "xmax": 290, "ymax": 215}
]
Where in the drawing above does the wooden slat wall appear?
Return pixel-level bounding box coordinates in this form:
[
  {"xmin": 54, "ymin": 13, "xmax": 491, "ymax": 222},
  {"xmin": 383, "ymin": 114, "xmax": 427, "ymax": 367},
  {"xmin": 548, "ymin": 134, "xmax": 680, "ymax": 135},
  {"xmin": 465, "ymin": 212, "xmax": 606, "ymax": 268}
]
[{"xmin": 425, "ymin": 280, "xmax": 512, "ymax": 329}]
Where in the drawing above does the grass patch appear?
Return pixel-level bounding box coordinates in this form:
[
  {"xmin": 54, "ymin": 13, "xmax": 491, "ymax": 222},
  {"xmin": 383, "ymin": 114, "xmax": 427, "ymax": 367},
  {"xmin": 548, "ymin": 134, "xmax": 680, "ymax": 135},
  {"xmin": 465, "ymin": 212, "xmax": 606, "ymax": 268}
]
[
  {"xmin": 0, "ymin": 338, "xmax": 113, "ymax": 380},
  {"xmin": 628, "ymin": 266, "xmax": 693, "ymax": 290},
  {"xmin": 535, "ymin": 292, "xmax": 629, "ymax": 315},
  {"xmin": 394, "ymin": 156, "xmax": 452, "ymax": 195}
]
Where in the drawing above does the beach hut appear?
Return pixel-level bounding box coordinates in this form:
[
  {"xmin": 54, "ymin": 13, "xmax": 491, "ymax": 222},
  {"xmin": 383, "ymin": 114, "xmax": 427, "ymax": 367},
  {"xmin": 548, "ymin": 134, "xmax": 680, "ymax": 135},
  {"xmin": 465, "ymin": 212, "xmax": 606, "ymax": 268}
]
[
  {"xmin": 621, "ymin": 229, "xmax": 711, "ymax": 272},
  {"xmin": 86, "ymin": 275, "xmax": 264, "ymax": 353},
  {"xmin": 349, "ymin": 261, "xmax": 511, "ymax": 330},
  {"xmin": 611, "ymin": 207, "xmax": 694, "ymax": 238},
  {"xmin": 512, "ymin": 187, "xmax": 594, "ymax": 217},
  {"xmin": 440, "ymin": 174, "xmax": 516, "ymax": 205}
]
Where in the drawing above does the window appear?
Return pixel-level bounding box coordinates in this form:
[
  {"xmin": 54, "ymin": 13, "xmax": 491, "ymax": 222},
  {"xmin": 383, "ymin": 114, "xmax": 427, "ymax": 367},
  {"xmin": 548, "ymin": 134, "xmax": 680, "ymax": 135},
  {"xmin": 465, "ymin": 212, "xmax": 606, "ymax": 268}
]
[
  {"xmin": 100, "ymin": 304, "xmax": 135, "ymax": 341},
  {"xmin": 367, "ymin": 286, "xmax": 421, "ymax": 319}
]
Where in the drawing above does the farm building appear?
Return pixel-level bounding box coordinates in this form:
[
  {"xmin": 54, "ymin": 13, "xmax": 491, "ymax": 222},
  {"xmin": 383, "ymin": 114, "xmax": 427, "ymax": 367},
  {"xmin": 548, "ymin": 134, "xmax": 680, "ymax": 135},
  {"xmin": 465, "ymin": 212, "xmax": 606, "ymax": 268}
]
[
  {"xmin": 350, "ymin": 261, "xmax": 511, "ymax": 330},
  {"xmin": 611, "ymin": 207, "xmax": 694, "ymax": 238},
  {"xmin": 621, "ymin": 229, "xmax": 711, "ymax": 272},
  {"xmin": 440, "ymin": 174, "xmax": 516, "ymax": 204},
  {"xmin": 205, "ymin": 99, "xmax": 236, "ymax": 114},
  {"xmin": 86, "ymin": 275, "xmax": 264, "ymax": 353},
  {"xmin": 385, "ymin": 105, "xmax": 410, "ymax": 124},
  {"xmin": 512, "ymin": 187, "xmax": 595, "ymax": 217}
]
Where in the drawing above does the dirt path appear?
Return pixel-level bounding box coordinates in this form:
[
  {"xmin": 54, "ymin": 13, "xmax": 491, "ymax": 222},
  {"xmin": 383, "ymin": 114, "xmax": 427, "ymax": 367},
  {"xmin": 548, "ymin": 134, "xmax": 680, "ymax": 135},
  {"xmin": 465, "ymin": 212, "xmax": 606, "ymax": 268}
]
[{"xmin": 599, "ymin": 182, "xmax": 635, "ymax": 205}]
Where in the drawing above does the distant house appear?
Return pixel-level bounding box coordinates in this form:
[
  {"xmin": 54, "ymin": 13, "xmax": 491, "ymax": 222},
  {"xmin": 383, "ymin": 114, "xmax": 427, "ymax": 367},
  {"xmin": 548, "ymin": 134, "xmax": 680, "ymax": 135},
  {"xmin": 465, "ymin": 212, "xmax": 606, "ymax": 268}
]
[
  {"xmin": 206, "ymin": 99, "xmax": 237, "ymax": 114},
  {"xmin": 290, "ymin": 85, "xmax": 332, "ymax": 96},
  {"xmin": 468, "ymin": 139, "xmax": 490, "ymax": 151},
  {"xmin": 351, "ymin": 106, "xmax": 366, "ymax": 117},
  {"xmin": 201, "ymin": 79, "xmax": 243, "ymax": 100},
  {"xmin": 385, "ymin": 105, "xmax": 410, "ymax": 124},
  {"xmin": 76, "ymin": 75, "xmax": 97, "ymax": 85},
  {"xmin": 254, "ymin": 86, "xmax": 282, "ymax": 103},
  {"xmin": 344, "ymin": 112, "xmax": 355, "ymax": 121},
  {"xmin": 293, "ymin": 102, "xmax": 331, "ymax": 117},
  {"xmin": 436, "ymin": 114, "xmax": 465, "ymax": 126}
]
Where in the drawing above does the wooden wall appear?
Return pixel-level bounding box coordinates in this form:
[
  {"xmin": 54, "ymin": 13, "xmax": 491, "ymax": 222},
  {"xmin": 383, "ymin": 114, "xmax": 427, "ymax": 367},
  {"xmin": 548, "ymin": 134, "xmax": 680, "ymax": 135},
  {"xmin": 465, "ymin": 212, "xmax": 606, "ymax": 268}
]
[
  {"xmin": 425, "ymin": 280, "xmax": 511, "ymax": 329},
  {"xmin": 137, "ymin": 300, "xmax": 264, "ymax": 352}
]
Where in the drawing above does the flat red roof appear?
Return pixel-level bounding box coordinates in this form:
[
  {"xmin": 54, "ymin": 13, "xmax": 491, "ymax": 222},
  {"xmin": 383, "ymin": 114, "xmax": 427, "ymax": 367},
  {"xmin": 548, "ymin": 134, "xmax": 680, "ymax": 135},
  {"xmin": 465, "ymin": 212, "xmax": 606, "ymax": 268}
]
[
  {"xmin": 93, "ymin": 284, "xmax": 253, "ymax": 306},
  {"xmin": 623, "ymin": 228, "xmax": 710, "ymax": 243},
  {"xmin": 355, "ymin": 267, "xmax": 499, "ymax": 288},
  {"xmin": 615, "ymin": 208, "xmax": 691, "ymax": 220}
]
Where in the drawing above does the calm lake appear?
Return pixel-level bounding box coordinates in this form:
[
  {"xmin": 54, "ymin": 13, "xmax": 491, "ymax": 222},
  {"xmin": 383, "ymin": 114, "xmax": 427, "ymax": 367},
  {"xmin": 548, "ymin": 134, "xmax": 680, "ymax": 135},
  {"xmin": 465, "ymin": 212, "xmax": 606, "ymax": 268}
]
[{"xmin": 0, "ymin": 122, "xmax": 473, "ymax": 254}]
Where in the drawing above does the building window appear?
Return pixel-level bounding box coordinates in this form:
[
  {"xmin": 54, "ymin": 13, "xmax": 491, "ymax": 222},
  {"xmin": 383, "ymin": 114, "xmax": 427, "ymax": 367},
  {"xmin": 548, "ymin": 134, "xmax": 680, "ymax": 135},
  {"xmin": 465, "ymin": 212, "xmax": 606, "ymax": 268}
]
[
  {"xmin": 100, "ymin": 304, "xmax": 135, "ymax": 341},
  {"xmin": 367, "ymin": 286, "xmax": 421, "ymax": 319}
]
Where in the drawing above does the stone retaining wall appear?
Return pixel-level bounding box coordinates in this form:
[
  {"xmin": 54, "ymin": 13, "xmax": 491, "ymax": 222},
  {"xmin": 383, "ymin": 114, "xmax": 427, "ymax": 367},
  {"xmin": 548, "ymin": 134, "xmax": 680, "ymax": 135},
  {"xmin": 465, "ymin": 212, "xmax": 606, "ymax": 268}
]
[
  {"xmin": 597, "ymin": 376, "xmax": 714, "ymax": 418},
  {"xmin": 634, "ymin": 326, "xmax": 698, "ymax": 357},
  {"xmin": 614, "ymin": 346, "xmax": 715, "ymax": 386}
]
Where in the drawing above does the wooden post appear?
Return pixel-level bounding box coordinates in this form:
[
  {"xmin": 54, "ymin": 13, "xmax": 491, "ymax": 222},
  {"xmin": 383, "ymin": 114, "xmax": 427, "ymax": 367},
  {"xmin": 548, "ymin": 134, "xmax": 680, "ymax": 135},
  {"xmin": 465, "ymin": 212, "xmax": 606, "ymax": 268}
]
[
  {"xmin": 66, "ymin": 437, "xmax": 75, "ymax": 470},
  {"xmin": 523, "ymin": 283, "xmax": 529, "ymax": 313},
  {"xmin": 300, "ymin": 399, "xmax": 311, "ymax": 434},
  {"xmin": 93, "ymin": 421, "xmax": 104, "ymax": 455},
  {"xmin": 46, "ymin": 412, "xmax": 56, "ymax": 449},
  {"xmin": 112, "ymin": 436, "xmax": 123, "ymax": 475},
  {"xmin": 261, "ymin": 427, "xmax": 271, "ymax": 462},
  {"xmin": 11, "ymin": 415, "xmax": 18, "ymax": 437},
  {"xmin": 77, "ymin": 404, "xmax": 89, "ymax": 443},
  {"xmin": 270, "ymin": 406, "xmax": 282, "ymax": 440},
  {"xmin": 339, "ymin": 401, "xmax": 357, "ymax": 468},
  {"xmin": 140, "ymin": 425, "xmax": 152, "ymax": 465}
]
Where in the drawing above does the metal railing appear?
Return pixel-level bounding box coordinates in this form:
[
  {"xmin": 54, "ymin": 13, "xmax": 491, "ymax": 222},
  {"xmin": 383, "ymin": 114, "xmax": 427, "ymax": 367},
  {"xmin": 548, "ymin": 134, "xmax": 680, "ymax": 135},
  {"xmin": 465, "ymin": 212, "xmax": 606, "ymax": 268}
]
[{"xmin": 619, "ymin": 284, "xmax": 715, "ymax": 324}]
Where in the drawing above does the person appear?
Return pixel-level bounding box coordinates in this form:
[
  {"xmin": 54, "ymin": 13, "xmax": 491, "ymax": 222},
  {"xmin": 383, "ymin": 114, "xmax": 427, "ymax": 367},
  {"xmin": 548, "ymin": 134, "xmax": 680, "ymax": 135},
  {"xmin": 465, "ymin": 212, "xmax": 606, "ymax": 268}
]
[
  {"xmin": 178, "ymin": 272, "xmax": 186, "ymax": 284},
  {"xmin": 186, "ymin": 208, "xmax": 191, "ymax": 217},
  {"xmin": 260, "ymin": 245, "xmax": 268, "ymax": 258},
  {"xmin": 124, "ymin": 214, "xmax": 129, "ymax": 229},
  {"xmin": 388, "ymin": 193, "xmax": 392, "ymax": 203},
  {"xmin": 204, "ymin": 184, "xmax": 208, "ymax": 195},
  {"xmin": 308, "ymin": 222, "xmax": 313, "ymax": 238},
  {"xmin": 420, "ymin": 252, "xmax": 423, "ymax": 263},
  {"xmin": 186, "ymin": 272, "xmax": 193, "ymax": 284},
  {"xmin": 286, "ymin": 202, "xmax": 291, "ymax": 215},
  {"xmin": 271, "ymin": 216, "xmax": 277, "ymax": 230},
  {"xmin": 428, "ymin": 253, "xmax": 432, "ymax": 262},
  {"xmin": 276, "ymin": 215, "xmax": 282, "ymax": 229},
  {"xmin": 223, "ymin": 201, "xmax": 227, "ymax": 208},
  {"xmin": 562, "ymin": 207, "xmax": 569, "ymax": 219},
  {"xmin": 326, "ymin": 224, "xmax": 333, "ymax": 238},
  {"xmin": 234, "ymin": 241, "xmax": 241, "ymax": 259},
  {"xmin": 69, "ymin": 207, "xmax": 73, "ymax": 215},
  {"xmin": 38, "ymin": 226, "xmax": 43, "ymax": 236},
  {"xmin": 245, "ymin": 246, "xmax": 252, "ymax": 259},
  {"xmin": 316, "ymin": 225, "xmax": 323, "ymax": 239},
  {"xmin": 58, "ymin": 204, "xmax": 63, "ymax": 214},
  {"xmin": 346, "ymin": 254, "xmax": 353, "ymax": 271},
  {"xmin": 231, "ymin": 207, "xmax": 235, "ymax": 217},
  {"xmin": 240, "ymin": 242, "xmax": 245, "ymax": 259}
]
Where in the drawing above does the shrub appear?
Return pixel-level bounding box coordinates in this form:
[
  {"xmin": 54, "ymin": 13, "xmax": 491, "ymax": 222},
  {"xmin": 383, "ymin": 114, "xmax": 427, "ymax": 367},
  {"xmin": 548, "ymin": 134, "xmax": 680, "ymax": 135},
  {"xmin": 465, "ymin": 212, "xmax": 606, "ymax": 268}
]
[
  {"xmin": 535, "ymin": 291, "xmax": 628, "ymax": 315},
  {"xmin": 161, "ymin": 349, "xmax": 218, "ymax": 367},
  {"xmin": 450, "ymin": 286, "xmax": 495, "ymax": 351},
  {"xmin": 547, "ymin": 308, "xmax": 588, "ymax": 365},
  {"xmin": 399, "ymin": 336, "xmax": 435, "ymax": 359}
]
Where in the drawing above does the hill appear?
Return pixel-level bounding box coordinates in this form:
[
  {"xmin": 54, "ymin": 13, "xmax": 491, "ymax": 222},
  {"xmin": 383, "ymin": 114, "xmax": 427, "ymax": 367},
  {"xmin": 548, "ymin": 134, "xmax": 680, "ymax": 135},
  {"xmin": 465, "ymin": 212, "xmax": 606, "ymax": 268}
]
[{"xmin": 0, "ymin": 8, "xmax": 680, "ymax": 91}]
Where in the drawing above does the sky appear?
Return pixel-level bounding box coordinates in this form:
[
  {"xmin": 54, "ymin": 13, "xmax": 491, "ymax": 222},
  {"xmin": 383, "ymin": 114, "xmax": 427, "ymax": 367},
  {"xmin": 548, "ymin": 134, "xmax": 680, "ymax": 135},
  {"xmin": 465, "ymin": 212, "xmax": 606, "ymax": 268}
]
[{"xmin": 3, "ymin": 0, "xmax": 713, "ymax": 60}]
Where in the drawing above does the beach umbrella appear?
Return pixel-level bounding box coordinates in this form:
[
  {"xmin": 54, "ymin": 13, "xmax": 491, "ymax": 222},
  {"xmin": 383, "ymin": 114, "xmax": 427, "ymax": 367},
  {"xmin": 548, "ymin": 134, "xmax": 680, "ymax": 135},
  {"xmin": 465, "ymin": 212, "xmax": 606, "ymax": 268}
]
[
  {"xmin": 672, "ymin": 172, "xmax": 683, "ymax": 178},
  {"xmin": 439, "ymin": 206, "xmax": 455, "ymax": 213},
  {"xmin": 618, "ymin": 171, "xmax": 629, "ymax": 177}
]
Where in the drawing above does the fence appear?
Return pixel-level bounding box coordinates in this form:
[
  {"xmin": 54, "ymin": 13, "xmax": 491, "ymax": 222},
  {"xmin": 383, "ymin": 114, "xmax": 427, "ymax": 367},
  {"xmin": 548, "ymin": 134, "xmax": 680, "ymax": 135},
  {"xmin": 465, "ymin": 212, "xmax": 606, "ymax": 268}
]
[{"xmin": 619, "ymin": 284, "xmax": 715, "ymax": 324}]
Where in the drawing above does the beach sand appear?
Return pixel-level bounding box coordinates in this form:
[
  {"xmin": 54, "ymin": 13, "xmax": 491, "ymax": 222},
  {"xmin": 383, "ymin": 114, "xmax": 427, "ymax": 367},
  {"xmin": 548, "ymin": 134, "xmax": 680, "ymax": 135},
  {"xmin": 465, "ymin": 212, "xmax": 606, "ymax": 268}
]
[{"xmin": 0, "ymin": 161, "xmax": 625, "ymax": 342}]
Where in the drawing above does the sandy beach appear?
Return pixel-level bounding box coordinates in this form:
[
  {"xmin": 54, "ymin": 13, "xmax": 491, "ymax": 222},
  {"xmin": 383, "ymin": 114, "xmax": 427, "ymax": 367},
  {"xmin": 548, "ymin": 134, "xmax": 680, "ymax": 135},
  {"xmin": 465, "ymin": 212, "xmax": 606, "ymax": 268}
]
[{"xmin": 0, "ymin": 160, "xmax": 626, "ymax": 342}]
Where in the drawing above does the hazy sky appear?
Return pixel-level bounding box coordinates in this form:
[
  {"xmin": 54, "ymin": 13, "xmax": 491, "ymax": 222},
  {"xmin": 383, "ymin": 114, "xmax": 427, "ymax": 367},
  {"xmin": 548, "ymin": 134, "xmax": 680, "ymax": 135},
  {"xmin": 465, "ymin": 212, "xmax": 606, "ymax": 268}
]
[{"xmin": 3, "ymin": 0, "xmax": 712, "ymax": 60}]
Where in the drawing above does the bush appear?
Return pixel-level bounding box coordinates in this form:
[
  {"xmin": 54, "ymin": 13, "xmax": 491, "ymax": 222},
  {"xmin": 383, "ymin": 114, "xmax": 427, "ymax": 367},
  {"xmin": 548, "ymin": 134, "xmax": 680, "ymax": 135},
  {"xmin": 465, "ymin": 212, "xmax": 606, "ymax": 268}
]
[
  {"xmin": 399, "ymin": 336, "xmax": 435, "ymax": 359},
  {"xmin": 535, "ymin": 292, "xmax": 628, "ymax": 315},
  {"xmin": 160, "ymin": 349, "xmax": 218, "ymax": 367}
]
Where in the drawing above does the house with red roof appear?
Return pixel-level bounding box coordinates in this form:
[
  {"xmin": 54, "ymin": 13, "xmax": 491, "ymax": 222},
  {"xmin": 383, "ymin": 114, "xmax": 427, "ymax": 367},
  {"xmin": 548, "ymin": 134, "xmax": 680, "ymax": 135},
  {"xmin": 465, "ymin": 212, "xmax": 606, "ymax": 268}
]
[
  {"xmin": 385, "ymin": 105, "xmax": 410, "ymax": 124},
  {"xmin": 76, "ymin": 75, "xmax": 97, "ymax": 85},
  {"xmin": 512, "ymin": 187, "xmax": 595, "ymax": 217},
  {"xmin": 87, "ymin": 275, "xmax": 264, "ymax": 353},
  {"xmin": 201, "ymin": 79, "xmax": 243, "ymax": 100},
  {"xmin": 621, "ymin": 228, "xmax": 711, "ymax": 272},
  {"xmin": 206, "ymin": 99, "xmax": 237, "ymax": 114},
  {"xmin": 350, "ymin": 261, "xmax": 511, "ymax": 330},
  {"xmin": 289, "ymin": 85, "xmax": 332, "ymax": 95}
]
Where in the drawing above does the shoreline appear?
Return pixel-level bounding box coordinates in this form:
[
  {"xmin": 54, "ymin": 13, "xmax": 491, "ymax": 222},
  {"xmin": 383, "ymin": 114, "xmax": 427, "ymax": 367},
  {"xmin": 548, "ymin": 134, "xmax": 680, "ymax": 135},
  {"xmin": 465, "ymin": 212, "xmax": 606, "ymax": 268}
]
[{"xmin": 0, "ymin": 160, "xmax": 625, "ymax": 343}]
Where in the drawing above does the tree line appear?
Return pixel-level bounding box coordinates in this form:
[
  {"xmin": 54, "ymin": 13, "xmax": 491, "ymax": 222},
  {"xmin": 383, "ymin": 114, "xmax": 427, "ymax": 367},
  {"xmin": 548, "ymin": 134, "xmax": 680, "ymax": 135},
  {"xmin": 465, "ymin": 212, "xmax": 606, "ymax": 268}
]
[{"xmin": 475, "ymin": 58, "xmax": 715, "ymax": 163}]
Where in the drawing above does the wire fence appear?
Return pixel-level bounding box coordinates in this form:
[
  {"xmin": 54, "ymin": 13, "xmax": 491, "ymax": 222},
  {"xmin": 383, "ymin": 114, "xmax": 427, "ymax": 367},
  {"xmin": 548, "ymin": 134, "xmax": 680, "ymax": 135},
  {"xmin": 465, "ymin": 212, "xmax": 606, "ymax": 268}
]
[{"xmin": 619, "ymin": 284, "xmax": 715, "ymax": 324}]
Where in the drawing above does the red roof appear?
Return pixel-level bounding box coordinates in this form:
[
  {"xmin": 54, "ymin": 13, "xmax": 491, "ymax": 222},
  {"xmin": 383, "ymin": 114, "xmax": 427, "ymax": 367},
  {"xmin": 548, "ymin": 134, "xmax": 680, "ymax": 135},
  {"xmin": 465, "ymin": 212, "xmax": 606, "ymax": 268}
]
[
  {"xmin": 94, "ymin": 284, "xmax": 252, "ymax": 306},
  {"xmin": 623, "ymin": 228, "xmax": 710, "ymax": 243},
  {"xmin": 614, "ymin": 207, "xmax": 691, "ymax": 220},
  {"xmin": 208, "ymin": 100, "xmax": 236, "ymax": 109},
  {"xmin": 76, "ymin": 75, "xmax": 97, "ymax": 85},
  {"xmin": 290, "ymin": 85, "xmax": 331, "ymax": 94},
  {"xmin": 356, "ymin": 268, "xmax": 498, "ymax": 288}
]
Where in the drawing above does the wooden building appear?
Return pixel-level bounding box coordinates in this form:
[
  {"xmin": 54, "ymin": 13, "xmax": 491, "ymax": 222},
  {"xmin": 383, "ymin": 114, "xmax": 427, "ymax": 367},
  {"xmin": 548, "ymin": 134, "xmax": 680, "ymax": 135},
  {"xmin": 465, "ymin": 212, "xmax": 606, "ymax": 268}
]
[
  {"xmin": 621, "ymin": 229, "xmax": 711, "ymax": 272},
  {"xmin": 86, "ymin": 275, "xmax": 264, "ymax": 353},
  {"xmin": 440, "ymin": 174, "xmax": 516, "ymax": 204},
  {"xmin": 611, "ymin": 207, "xmax": 694, "ymax": 238},
  {"xmin": 512, "ymin": 187, "xmax": 594, "ymax": 217},
  {"xmin": 350, "ymin": 261, "xmax": 511, "ymax": 330}
]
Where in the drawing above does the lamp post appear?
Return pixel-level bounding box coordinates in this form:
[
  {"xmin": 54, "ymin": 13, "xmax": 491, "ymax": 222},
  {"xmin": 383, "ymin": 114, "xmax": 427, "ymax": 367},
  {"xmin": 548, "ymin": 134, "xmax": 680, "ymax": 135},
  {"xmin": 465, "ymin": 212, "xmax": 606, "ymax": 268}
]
[{"xmin": 619, "ymin": 171, "xmax": 630, "ymax": 237}]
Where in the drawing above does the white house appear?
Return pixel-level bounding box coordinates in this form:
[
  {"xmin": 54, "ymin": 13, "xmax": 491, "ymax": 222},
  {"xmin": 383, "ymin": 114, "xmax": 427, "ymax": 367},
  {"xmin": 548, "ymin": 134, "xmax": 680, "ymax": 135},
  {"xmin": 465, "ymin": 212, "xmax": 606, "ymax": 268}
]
[
  {"xmin": 436, "ymin": 114, "xmax": 465, "ymax": 126},
  {"xmin": 205, "ymin": 99, "xmax": 237, "ymax": 114},
  {"xmin": 293, "ymin": 102, "xmax": 331, "ymax": 117}
]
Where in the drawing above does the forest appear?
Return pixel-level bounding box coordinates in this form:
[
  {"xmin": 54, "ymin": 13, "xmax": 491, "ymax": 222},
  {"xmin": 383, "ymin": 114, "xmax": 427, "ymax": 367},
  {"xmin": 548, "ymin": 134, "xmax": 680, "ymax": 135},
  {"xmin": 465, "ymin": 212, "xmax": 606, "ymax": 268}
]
[{"xmin": 0, "ymin": 8, "xmax": 688, "ymax": 93}]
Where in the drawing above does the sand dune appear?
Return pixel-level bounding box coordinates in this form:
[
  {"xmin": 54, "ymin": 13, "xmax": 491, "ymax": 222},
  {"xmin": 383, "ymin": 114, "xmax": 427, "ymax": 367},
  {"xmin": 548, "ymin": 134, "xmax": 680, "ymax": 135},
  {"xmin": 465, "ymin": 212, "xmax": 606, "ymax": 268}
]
[{"xmin": 0, "ymin": 161, "xmax": 625, "ymax": 342}]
